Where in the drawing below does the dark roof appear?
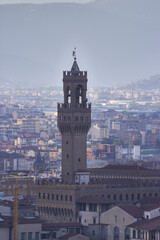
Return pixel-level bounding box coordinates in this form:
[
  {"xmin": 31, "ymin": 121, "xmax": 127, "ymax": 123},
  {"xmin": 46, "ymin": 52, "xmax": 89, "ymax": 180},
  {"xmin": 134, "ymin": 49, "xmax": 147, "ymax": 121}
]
[
  {"xmin": 71, "ymin": 60, "xmax": 80, "ymax": 73},
  {"xmin": 59, "ymin": 233, "xmax": 78, "ymax": 240},
  {"xmin": 42, "ymin": 223, "xmax": 81, "ymax": 231},
  {"xmin": 18, "ymin": 217, "xmax": 42, "ymax": 224},
  {"xmin": 0, "ymin": 216, "xmax": 12, "ymax": 228},
  {"xmin": 136, "ymin": 197, "xmax": 160, "ymax": 205},
  {"xmin": 99, "ymin": 165, "xmax": 147, "ymax": 171},
  {"xmin": 0, "ymin": 151, "xmax": 24, "ymax": 159},
  {"xmin": 128, "ymin": 216, "xmax": 160, "ymax": 231},
  {"xmin": 141, "ymin": 203, "xmax": 160, "ymax": 211},
  {"xmin": 118, "ymin": 205, "xmax": 143, "ymax": 218}
]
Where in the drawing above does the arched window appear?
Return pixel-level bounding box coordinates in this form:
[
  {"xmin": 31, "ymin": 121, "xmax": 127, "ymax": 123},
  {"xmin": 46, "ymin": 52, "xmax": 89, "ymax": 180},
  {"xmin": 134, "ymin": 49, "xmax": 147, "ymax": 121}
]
[
  {"xmin": 126, "ymin": 194, "xmax": 128, "ymax": 201},
  {"xmin": 114, "ymin": 194, "xmax": 117, "ymax": 200},
  {"xmin": 131, "ymin": 193, "xmax": 134, "ymax": 201},
  {"xmin": 76, "ymin": 85, "xmax": 83, "ymax": 104},
  {"xmin": 133, "ymin": 230, "xmax": 136, "ymax": 238},
  {"xmin": 66, "ymin": 86, "xmax": 71, "ymax": 103},
  {"xmin": 125, "ymin": 228, "xmax": 130, "ymax": 240},
  {"xmin": 119, "ymin": 194, "xmax": 123, "ymax": 201},
  {"xmin": 114, "ymin": 226, "xmax": 120, "ymax": 240},
  {"xmin": 138, "ymin": 230, "xmax": 141, "ymax": 239}
]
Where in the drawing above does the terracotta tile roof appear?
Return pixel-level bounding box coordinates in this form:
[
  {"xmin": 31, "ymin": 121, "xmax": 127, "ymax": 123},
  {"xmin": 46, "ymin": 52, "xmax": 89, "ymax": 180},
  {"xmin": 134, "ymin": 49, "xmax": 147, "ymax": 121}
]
[
  {"xmin": 136, "ymin": 197, "xmax": 160, "ymax": 205},
  {"xmin": 89, "ymin": 164, "xmax": 148, "ymax": 171},
  {"xmin": 118, "ymin": 205, "xmax": 144, "ymax": 218},
  {"xmin": 142, "ymin": 203, "xmax": 160, "ymax": 211},
  {"xmin": 18, "ymin": 217, "xmax": 42, "ymax": 224},
  {"xmin": 128, "ymin": 216, "xmax": 160, "ymax": 231}
]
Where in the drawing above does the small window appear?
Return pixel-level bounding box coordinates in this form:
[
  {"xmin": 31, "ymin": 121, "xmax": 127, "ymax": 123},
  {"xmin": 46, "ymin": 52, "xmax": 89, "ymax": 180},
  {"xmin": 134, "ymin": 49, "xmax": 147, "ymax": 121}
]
[
  {"xmin": 131, "ymin": 194, "xmax": 134, "ymax": 201},
  {"xmin": 61, "ymin": 195, "xmax": 63, "ymax": 201},
  {"xmin": 66, "ymin": 141, "xmax": 68, "ymax": 144},
  {"xmin": 67, "ymin": 154, "xmax": 69, "ymax": 158},
  {"xmin": 133, "ymin": 230, "xmax": 136, "ymax": 238},
  {"xmin": 65, "ymin": 195, "xmax": 68, "ymax": 201},
  {"xmin": 47, "ymin": 193, "xmax": 50, "ymax": 200},
  {"xmin": 52, "ymin": 194, "xmax": 54, "ymax": 200},
  {"xmin": 56, "ymin": 194, "xmax": 59, "ymax": 200},
  {"xmin": 126, "ymin": 194, "xmax": 128, "ymax": 200},
  {"xmin": 93, "ymin": 217, "xmax": 96, "ymax": 224},
  {"xmin": 52, "ymin": 232, "xmax": 56, "ymax": 238},
  {"xmin": 43, "ymin": 193, "xmax": 45, "ymax": 199},
  {"xmin": 119, "ymin": 194, "xmax": 123, "ymax": 201},
  {"xmin": 28, "ymin": 232, "xmax": 32, "ymax": 240},
  {"xmin": 35, "ymin": 232, "xmax": 39, "ymax": 240},
  {"xmin": 21, "ymin": 233, "xmax": 25, "ymax": 240},
  {"xmin": 78, "ymin": 158, "xmax": 80, "ymax": 162},
  {"xmin": 80, "ymin": 116, "xmax": 83, "ymax": 122},
  {"xmin": 67, "ymin": 172, "xmax": 69, "ymax": 176},
  {"xmin": 39, "ymin": 193, "xmax": 41, "ymax": 199},
  {"xmin": 70, "ymin": 195, "xmax": 72, "ymax": 202}
]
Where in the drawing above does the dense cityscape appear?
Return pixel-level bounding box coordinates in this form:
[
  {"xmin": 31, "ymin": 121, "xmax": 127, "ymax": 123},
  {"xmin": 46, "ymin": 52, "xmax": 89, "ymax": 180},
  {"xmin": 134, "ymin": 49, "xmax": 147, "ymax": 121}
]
[
  {"xmin": 1, "ymin": 0, "xmax": 160, "ymax": 239},
  {"xmin": 0, "ymin": 71, "xmax": 160, "ymax": 239}
]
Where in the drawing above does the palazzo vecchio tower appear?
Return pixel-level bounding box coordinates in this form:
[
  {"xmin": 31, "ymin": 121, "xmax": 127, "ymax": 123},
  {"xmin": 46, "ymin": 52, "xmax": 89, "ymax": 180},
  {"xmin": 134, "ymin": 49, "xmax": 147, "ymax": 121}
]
[{"xmin": 58, "ymin": 51, "xmax": 91, "ymax": 184}]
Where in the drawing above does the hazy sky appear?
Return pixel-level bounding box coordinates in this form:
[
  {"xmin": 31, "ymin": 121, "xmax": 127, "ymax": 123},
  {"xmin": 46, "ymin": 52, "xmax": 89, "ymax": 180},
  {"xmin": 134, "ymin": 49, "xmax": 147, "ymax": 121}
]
[
  {"xmin": 0, "ymin": 0, "xmax": 94, "ymax": 4},
  {"xmin": 0, "ymin": 0, "xmax": 160, "ymax": 88}
]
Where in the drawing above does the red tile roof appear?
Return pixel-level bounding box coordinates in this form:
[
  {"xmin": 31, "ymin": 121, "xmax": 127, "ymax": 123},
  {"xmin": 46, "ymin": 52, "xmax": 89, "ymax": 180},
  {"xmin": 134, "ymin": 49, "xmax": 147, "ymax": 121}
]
[
  {"xmin": 118, "ymin": 205, "xmax": 144, "ymax": 218},
  {"xmin": 128, "ymin": 216, "xmax": 160, "ymax": 231}
]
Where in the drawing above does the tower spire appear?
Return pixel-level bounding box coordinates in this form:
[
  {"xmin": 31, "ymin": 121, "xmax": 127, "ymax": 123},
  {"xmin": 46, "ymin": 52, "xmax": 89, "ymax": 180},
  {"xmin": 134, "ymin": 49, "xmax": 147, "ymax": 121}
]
[
  {"xmin": 58, "ymin": 54, "xmax": 91, "ymax": 184},
  {"xmin": 71, "ymin": 47, "xmax": 80, "ymax": 73}
]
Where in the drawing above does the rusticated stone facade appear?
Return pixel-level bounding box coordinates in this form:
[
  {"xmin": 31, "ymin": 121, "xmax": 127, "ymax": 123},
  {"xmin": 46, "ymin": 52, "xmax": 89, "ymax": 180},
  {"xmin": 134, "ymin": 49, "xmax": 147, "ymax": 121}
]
[{"xmin": 36, "ymin": 182, "xmax": 160, "ymax": 223}]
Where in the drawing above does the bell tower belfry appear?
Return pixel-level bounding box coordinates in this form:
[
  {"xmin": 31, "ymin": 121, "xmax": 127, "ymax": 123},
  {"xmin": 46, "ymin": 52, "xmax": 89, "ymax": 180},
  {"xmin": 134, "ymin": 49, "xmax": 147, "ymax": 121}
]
[{"xmin": 57, "ymin": 51, "xmax": 91, "ymax": 184}]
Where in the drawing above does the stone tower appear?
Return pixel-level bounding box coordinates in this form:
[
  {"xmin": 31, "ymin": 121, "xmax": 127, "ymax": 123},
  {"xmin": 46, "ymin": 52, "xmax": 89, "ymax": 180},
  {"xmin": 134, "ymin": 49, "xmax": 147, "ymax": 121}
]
[{"xmin": 57, "ymin": 54, "xmax": 91, "ymax": 184}]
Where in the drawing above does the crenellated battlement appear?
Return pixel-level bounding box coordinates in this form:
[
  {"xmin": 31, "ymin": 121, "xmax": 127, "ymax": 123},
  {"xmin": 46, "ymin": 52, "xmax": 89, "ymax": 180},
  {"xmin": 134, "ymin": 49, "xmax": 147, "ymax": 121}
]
[
  {"xmin": 63, "ymin": 71, "xmax": 87, "ymax": 78},
  {"xmin": 58, "ymin": 102, "xmax": 91, "ymax": 110}
]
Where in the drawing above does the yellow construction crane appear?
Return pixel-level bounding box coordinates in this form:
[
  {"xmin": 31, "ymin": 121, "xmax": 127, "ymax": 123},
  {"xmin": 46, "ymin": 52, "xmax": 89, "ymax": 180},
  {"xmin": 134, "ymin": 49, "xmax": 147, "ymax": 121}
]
[
  {"xmin": 0, "ymin": 176, "xmax": 37, "ymax": 240},
  {"xmin": 0, "ymin": 178, "xmax": 24, "ymax": 240},
  {"xmin": 13, "ymin": 180, "xmax": 19, "ymax": 240}
]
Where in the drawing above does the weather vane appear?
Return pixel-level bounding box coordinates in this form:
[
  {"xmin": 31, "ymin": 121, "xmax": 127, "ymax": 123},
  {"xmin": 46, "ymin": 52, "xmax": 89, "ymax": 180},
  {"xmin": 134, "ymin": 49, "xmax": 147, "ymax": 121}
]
[{"xmin": 72, "ymin": 47, "xmax": 76, "ymax": 61}]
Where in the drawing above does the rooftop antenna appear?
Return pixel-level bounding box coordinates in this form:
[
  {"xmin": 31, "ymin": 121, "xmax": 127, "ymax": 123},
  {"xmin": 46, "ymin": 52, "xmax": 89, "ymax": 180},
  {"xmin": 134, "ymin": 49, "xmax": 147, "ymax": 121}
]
[{"xmin": 72, "ymin": 47, "xmax": 76, "ymax": 61}]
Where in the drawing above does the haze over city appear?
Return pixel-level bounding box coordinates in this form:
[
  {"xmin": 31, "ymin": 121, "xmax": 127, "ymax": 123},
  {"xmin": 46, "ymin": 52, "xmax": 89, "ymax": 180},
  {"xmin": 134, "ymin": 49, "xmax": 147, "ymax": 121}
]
[{"xmin": 0, "ymin": 0, "xmax": 160, "ymax": 88}]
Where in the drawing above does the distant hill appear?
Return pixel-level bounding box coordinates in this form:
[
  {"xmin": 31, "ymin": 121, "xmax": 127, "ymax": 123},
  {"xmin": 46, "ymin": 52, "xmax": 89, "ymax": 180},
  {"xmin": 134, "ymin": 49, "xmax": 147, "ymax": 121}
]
[
  {"xmin": 0, "ymin": 0, "xmax": 160, "ymax": 88},
  {"xmin": 123, "ymin": 75, "xmax": 160, "ymax": 90}
]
